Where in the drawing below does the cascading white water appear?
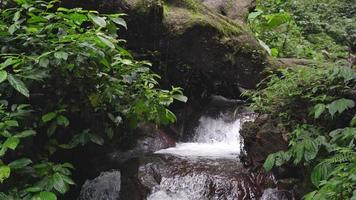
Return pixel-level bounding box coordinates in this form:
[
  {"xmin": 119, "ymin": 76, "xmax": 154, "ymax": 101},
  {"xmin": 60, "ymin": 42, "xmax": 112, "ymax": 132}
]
[
  {"xmin": 155, "ymin": 113, "xmax": 254, "ymax": 159},
  {"xmin": 148, "ymin": 113, "xmax": 256, "ymax": 200}
]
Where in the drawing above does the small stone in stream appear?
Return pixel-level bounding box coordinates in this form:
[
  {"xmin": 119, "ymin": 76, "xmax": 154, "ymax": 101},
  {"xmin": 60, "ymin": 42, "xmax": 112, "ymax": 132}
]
[{"xmin": 78, "ymin": 171, "xmax": 121, "ymax": 200}]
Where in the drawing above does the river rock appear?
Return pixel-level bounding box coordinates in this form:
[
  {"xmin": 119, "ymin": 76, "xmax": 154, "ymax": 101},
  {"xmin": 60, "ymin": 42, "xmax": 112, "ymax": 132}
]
[{"xmin": 78, "ymin": 171, "xmax": 121, "ymax": 200}]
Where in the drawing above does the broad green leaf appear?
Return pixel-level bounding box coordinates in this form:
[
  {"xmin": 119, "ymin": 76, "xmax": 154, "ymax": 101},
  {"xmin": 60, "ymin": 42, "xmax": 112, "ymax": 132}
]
[
  {"xmin": 327, "ymin": 98, "xmax": 355, "ymax": 117},
  {"xmin": 5, "ymin": 120, "xmax": 18, "ymax": 127},
  {"xmin": 248, "ymin": 9, "xmax": 263, "ymax": 21},
  {"xmin": 14, "ymin": 130, "xmax": 36, "ymax": 138},
  {"xmin": 8, "ymin": 158, "xmax": 32, "ymax": 169},
  {"xmin": 265, "ymin": 12, "xmax": 291, "ymax": 28},
  {"xmin": 0, "ymin": 166, "xmax": 10, "ymax": 183},
  {"xmin": 7, "ymin": 74, "xmax": 29, "ymax": 97},
  {"xmin": 263, "ymin": 154, "xmax": 275, "ymax": 171},
  {"xmin": 39, "ymin": 191, "xmax": 57, "ymax": 200},
  {"xmin": 39, "ymin": 57, "xmax": 50, "ymax": 67},
  {"xmin": 311, "ymin": 163, "xmax": 331, "ymax": 187},
  {"xmin": 42, "ymin": 112, "xmax": 57, "ymax": 122},
  {"xmin": 0, "ymin": 70, "xmax": 7, "ymax": 83},
  {"xmin": 61, "ymin": 174, "xmax": 75, "ymax": 185},
  {"xmin": 313, "ymin": 104, "xmax": 326, "ymax": 119},
  {"xmin": 53, "ymin": 173, "xmax": 67, "ymax": 194},
  {"xmin": 3, "ymin": 137, "xmax": 20, "ymax": 150},
  {"xmin": 89, "ymin": 14, "xmax": 107, "ymax": 27},
  {"xmin": 54, "ymin": 51, "xmax": 68, "ymax": 60},
  {"xmin": 89, "ymin": 134, "xmax": 104, "ymax": 145},
  {"xmin": 304, "ymin": 138, "xmax": 319, "ymax": 161},
  {"xmin": 111, "ymin": 17, "xmax": 127, "ymax": 29},
  {"xmin": 173, "ymin": 94, "xmax": 188, "ymax": 103},
  {"xmin": 293, "ymin": 143, "xmax": 304, "ymax": 164},
  {"xmin": 98, "ymin": 36, "xmax": 115, "ymax": 49},
  {"xmin": 351, "ymin": 116, "xmax": 356, "ymax": 127},
  {"xmin": 57, "ymin": 115, "xmax": 69, "ymax": 127}
]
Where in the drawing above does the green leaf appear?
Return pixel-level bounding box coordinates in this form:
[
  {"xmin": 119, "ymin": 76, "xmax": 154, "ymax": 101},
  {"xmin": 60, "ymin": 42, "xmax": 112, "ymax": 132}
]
[
  {"xmin": 313, "ymin": 104, "xmax": 326, "ymax": 119},
  {"xmin": 39, "ymin": 191, "xmax": 57, "ymax": 200},
  {"xmin": 39, "ymin": 57, "xmax": 50, "ymax": 67},
  {"xmin": 248, "ymin": 9, "xmax": 263, "ymax": 21},
  {"xmin": 54, "ymin": 51, "xmax": 68, "ymax": 60},
  {"xmin": 53, "ymin": 173, "xmax": 67, "ymax": 194},
  {"xmin": 98, "ymin": 36, "xmax": 115, "ymax": 49},
  {"xmin": 89, "ymin": 14, "xmax": 107, "ymax": 27},
  {"xmin": 311, "ymin": 163, "xmax": 331, "ymax": 187},
  {"xmin": 327, "ymin": 98, "xmax": 355, "ymax": 117},
  {"xmin": 7, "ymin": 74, "xmax": 29, "ymax": 97},
  {"xmin": 265, "ymin": 12, "xmax": 291, "ymax": 28},
  {"xmin": 304, "ymin": 138, "xmax": 319, "ymax": 161},
  {"xmin": 57, "ymin": 115, "xmax": 69, "ymax": 127},
  {"xmin": 8, "ymin": 158, "xmax": 32, "ymax": 169},
  {"xmin": 293, "ymin": 143, "xmax": 304, "ymax": 164},
  {"xmin": 42, "ymin": 112, "xmax": 57, "ymax": 122},
  {"xmin": 111, "ymin": 17, "xmax": 127, "ymax": 29},
  {"xmin": 14, "ymin": 130, "xmax": 36, "ymax": 138},
  {"xmin": 0, "ymin": 70, "xmax": 7, "ymax": 83},
  {"xmin": 350, "ymin": 116, "xmax": 356, "ymax": 127},
  {"xmin": 263, "ymin": 154, "xmax": 275, "ymax": 171},
  {"xmin": 3, "ymin": 137, "xmax": 20, "ymax": 150},
  {"xmin": 89, "ymin": 134, "xmax": 104, "ymax": 145},
  {"xmin": 173, "ymin": 94, "xmax": 188, "ymax": 103},
  {"xmin": 61, "ymin": 174, "xmax": 75, "ymax": 185},
  {"xmin": 0, "ymin": 166, "xmax": 10, "ymax": 183}
]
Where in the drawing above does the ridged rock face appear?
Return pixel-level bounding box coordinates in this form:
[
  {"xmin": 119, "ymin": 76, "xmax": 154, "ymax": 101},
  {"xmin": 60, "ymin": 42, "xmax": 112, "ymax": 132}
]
[
  {"xmin": 79, "ymin": 171, "xmax": 121, "ymax": 200},
  {"xmin": 61, "ymin": 0, "xmax": 270, "ymax": 100}
]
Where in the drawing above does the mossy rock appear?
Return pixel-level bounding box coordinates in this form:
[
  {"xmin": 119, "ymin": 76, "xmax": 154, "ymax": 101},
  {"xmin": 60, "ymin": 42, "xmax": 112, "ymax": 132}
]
[{"xmin": 61, "ymin": 0, "xmax": 270, "ymax": 99}]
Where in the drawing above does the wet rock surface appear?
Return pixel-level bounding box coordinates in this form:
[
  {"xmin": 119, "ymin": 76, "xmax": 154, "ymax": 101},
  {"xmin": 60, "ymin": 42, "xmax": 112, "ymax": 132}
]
[
  {"xmin": 120, "ymin": 154, "xmax": 279, "ymax": 200},
  {"xmin": 78, "ymin": 171, "xmax": 121, "ymax": 200}
]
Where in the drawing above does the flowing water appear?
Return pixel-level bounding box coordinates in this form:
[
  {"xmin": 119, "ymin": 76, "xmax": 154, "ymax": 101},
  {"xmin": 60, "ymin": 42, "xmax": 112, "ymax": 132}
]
[{"xmin": 146, "ymin": 112, "xmax": 274, "ymax": 200}]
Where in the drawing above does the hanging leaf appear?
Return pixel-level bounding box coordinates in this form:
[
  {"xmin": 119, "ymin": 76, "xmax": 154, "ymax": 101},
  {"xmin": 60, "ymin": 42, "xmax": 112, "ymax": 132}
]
[
  {"xmin": 8, "ymin": 158, "xmax": 32, "ymax": 169},
  {"xmin": 311, "ymin": 162, "xmax": 332, "ymax": 187},
  {"xmin": 3, "ymin": 137, "xmax": 20, "ymax": 150},
  {"xmin": 14, "ymin": 130, "xmax": 36, "ymax": 138},
  {"xmin": 0, "ymin": 70, "xmax": 7, "ymax": 83},
  {"xmin": 88, "ymin": 13, "xmax": 107, "ymax": 27},
  {"xmin": 327, "ymin": 98, "xmax": 355, "ymax": 117},
  {"xmin": 304, "ymin": 138, "xmax": 319, "ymax": 161},
  {"xmin": 110, "ymin": 17, "xmax": 127, "ymax": 29},
  {"xmin": 0, "ymin": 166, "xmax": 10, "ymax": 183},
  {"xmin": 53, "ymin": 173, "xmax": 68, "ymax": 194},
  {"xmin": 313, "ymin": 104, "xmax": 326, "ymax": 119},
  {"xmin": 7, "ymin": 74, "xmax": 29, "ymax": 97},
  {"xmin": 263, "ymin": 154, "xmax": 275, "ymax": 171},
  {"xmin": 173, "ymin": 94, "xmax": 188, "ymax": 103},
  {"xmin": 42, "ymin": 112, "xmax": 57, "ymax": 122},
  {"xmin": 98, "ymin": 36, "xmax": 115, "ymax": 49}
]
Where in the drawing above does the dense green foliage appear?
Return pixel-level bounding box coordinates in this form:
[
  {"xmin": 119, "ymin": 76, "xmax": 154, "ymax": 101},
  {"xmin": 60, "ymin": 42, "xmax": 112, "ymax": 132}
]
[
  {"xmin": 246, "ymin": 66, "xmax": 355, "ymax": 199},
  {"xmin": 248, "ymin": 0, "xmax": 354, "ymax": 64},
  {"xmin": 247, "ymin": 0, "xmax": 356, "ymax": 199},
  {"xmin": 0, "ymin": 0, "xmax": 185, "ymax": 199}
]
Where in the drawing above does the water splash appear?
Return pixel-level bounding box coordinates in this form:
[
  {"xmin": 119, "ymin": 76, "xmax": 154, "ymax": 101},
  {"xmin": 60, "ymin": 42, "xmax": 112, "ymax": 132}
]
[{"xmin": 155, "ymin": 113, "xmax": 255, "ymax": 159}]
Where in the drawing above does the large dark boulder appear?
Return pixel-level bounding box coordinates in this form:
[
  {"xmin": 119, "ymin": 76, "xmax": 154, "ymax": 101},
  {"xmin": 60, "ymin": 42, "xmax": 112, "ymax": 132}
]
[{"xmin": 61, "ymin": 0, "xmax": 270, "ymax": 100}]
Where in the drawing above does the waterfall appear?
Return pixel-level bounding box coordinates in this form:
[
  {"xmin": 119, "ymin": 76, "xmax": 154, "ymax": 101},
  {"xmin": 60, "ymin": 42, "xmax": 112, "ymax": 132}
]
[
  {"xmin": 148, "ymin": 113, "xmax": 257, "ymax": 200},
  {"xmin": 155, "ymin": 112, "xmax": 254, "ymax": 159}
]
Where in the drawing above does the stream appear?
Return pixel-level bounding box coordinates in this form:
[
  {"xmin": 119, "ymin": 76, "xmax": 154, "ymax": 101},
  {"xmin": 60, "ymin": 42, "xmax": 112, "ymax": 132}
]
[{"xmin": 144, "ymin": 112, "xmax": 293, "ymax": 200}]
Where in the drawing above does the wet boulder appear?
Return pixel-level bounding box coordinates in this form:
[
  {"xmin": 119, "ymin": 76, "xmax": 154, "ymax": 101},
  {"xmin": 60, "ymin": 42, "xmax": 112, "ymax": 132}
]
[{"xmin": 78, "ymin": 171, "xmax": 121, "ymax": 200}]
